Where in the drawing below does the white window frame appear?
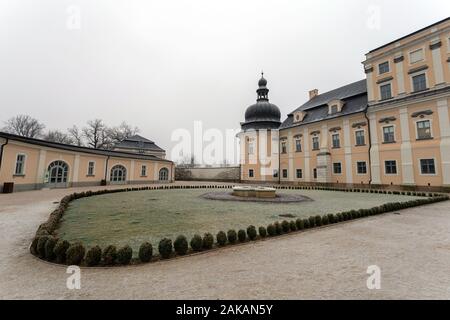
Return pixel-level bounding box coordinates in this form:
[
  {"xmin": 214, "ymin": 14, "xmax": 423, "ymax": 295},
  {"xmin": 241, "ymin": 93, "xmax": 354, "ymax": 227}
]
[
  {"xmin": 141, "ymin": 164, "xmax": 147, "ymax": 177},
  {"xmin": 14, "ymin": 153, "xmax": 26, "ymax": 175},
  {"xmin": 312, "ymin": 136, "xmax": 320, "ymax": 150},
  {"xmin": 282, "ymin": 169, "xmax": 288, "ymax": 179},
  {"xmin": 248, "ymin": 169, "xmax": 254, "ymax": 178},
  {"xmin": 295, "ymin": 138, "xmax": 302, "ymax": 152},
  {"xmin": 415, "ymin": 119, "xmax": 433, "ymax": 140},
  {"xmin": 248, "ymin": 140, "xmax": 254, "ymax": 155},
  {"xmin": 354, "ymin": 129, "xmax": 366, "ymax": 146},
  {"xmin": 332, "ymin": 162, "xmax": 342, "ymax": 175},
  {"xmin": 418, "ymin": 158, "xmax": 437, "ymax": 176},
  {"xmin": 281, "ymin": 141, "xmax": 287, "ymax": 154},
  {"xmin": 87, "ymin": 161, "xmax": 96, "ymax": 176},
  {"xmin": 295, "ymin": 168, "xmax": 303, "ymax": 179},
  {"xmin": 378, "ymin": 60, "xmax": 390, "ymax": 75},
  {"xmin": 408, "ymin": 47, "xmax": 425, "ymax": 65},
  {"xmin": 410, "ymin": 71, "xmax": 428, "ymax": 93},
  {"xmin": 379, "ymin": 81, "xmax": 393, "ymax": 100},
  {"xmin": 381, "ymin": 124, "xmax": 396, "ymax": 143},
  {"xmin": 356, "ymin": 161, "xmax": 367, "ymax": 175},
  {"xmin": 384, "ymin": 160, "xmax": 399, "ymax": 176},
  {"xmin": 331, "ymin": 133, "xmax": 340, "ymax": 148}
]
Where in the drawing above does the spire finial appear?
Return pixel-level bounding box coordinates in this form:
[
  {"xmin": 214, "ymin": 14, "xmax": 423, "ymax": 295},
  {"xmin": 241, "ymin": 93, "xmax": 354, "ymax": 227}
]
[{"xmin": 261, "ymin": 70, "xmax": 264, "ymax": 77}]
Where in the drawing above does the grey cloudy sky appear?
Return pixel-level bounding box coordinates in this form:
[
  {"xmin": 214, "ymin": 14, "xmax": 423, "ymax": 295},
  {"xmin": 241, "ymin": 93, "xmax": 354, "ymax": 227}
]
[{"xmin": 0, "ymin": 0, "xmax": 448, "ymax": 163}]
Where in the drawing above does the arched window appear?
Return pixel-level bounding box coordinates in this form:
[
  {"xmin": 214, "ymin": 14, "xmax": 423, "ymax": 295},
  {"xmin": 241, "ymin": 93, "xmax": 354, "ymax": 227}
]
[
  {"xmin": 47, "ymin": 160, "xmax": 69, "ymax": 187},
  {"xmin": 159, "ymin": 168, "xmax": 169, "ymax": 181},
  {"xmin": 110, "ymin": 165, "xmax": 127, "ymax": 182}
]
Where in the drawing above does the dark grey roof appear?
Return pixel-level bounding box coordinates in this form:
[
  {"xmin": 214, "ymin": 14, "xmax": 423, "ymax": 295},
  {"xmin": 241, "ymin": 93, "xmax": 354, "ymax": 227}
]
[
  {"xmin": 114, "ymin": 134, "xmax": 165, "ymax": 152},
  {"xmin": 280, "ymin": 80, "xmax": 368, "ymax": 130},
  {"xmin": 0, "ymin": 132, "xmax": 172, "ymax": 163},
  {"xmin": 289, "ymin": 79, "xmax": 367, "ymax": 114}
]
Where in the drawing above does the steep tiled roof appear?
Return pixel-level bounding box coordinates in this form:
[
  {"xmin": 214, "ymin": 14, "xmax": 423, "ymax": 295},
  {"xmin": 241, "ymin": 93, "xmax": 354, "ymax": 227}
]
[{"xmin": 114, "ymin": 134, "xmax": 164, "ymax": 152}]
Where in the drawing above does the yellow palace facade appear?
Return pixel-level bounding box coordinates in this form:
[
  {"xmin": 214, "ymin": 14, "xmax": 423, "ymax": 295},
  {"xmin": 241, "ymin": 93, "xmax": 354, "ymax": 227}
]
[{"xmin": 238, "ymin": 18, "xmax": 450, "ymax": 191}]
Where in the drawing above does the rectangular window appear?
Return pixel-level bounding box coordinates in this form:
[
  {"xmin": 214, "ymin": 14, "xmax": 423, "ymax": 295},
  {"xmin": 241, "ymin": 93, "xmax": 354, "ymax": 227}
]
[
  {"xmin": 383, "ymin": 126, "xmax": 395, "ymax": 143},
  {"xmin": 295, "ymin": 139, "xmax": 302, "ymax": 152},
  {"xmin": 15, "ymin": 154, "xmax": 25, "ymax": 175},
  {"xmin": 249, "ymin": 169, "xmax": 254, "ymax": 178},
  {"xmin": 282, "ymin": 169, "xmax": 288, "ymax": 178},
  {"xmin": 378, "ymin": 61, "xmax": 390, "ymax": 74},
  {"xmin": 355, "ymin": 130, "xmax": 365, "ymax": 146},
  {"xmin": 313, "ymin": 168, "xmax": 317, "ymax": 179},
  {"xmin": 357, "ymin": 161, "xmax": 367, "ymax": 174},
  {"xmin": 380, "ymin": 83, "xmax": 392, "ymax": 100},
  {"xmin": 385, "ymin": 160, "xmax": 397, "ymax": 175},
  {"xmin": 312, "ymin": 137, "xmax": 319, "ymax": 150},
  {"xmin": 410, "ymin": 48, "xmax": 424, "ymax": 64},
  {"xmin": 296, "ymin": 169, "xmax": 302, "ymax": 179},
  {"xmin": 273, "ymin": 169, "xmax": 278, "ymax": 178},
  {"xmin": 87, "ymin": 161, "xmax": 95, "ymax": 176},
  {"xmin": 416, "ymin": 120, "xmax": 431, "ymax": 139},
  {"xmin": 141, "ymin": 165, "xmax": 147, "ymax": 177},
  {"xmin": 412, "ymin": 73, "xmax": 427, "ymax": 92},
  {"xmin": 420, "ymin": 159, "xmax": 436, "ymax": 174},
  {"xmin": 330, "ymin": 105, "xmax": 338, "ymax": 114},
  {"xmin": 332, "ymin": 134, "xmax": 340, "ymax": 148},
  {"xmin": 281, "ymin": 141, "xmax": 287, "ymax": 154},
  {"xmin": 248, "ymin": 142, "xmax": 254, "ymax": 155},
  {"xmin": 333, "ymin": 163, "xmax": 342, "ymax": 174}
]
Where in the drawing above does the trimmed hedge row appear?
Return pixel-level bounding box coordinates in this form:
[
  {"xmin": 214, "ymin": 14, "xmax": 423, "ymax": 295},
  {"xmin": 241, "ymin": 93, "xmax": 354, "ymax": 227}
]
[{"xmin": 30, "ymin": 185, "xmax": 449, "ymax": 267}]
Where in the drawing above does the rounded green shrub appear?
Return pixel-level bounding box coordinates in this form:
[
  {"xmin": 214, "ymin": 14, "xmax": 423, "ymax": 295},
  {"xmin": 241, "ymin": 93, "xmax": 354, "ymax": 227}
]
[
  {"xmin": 327, "ymin": 214, "xmax": 335, "ymax": 224},
  {"xmin": 85, "ymin": 246, "xmax": 102, "ymax": 266},
  {"xmin": 174, "ymin": 235, "xmax": 189, "ymax": 255},
  {"xmin": 296, "ymin": 219, "xmax": 304, "ymax": 230},
  {"xmin": 36, "ymin": 235, "xmax": 50, "ymax": 258},
  {"xmin": 258, "ymin": 226, "xmax": 267, "ymax": 238},
  {"xmin": 117, "ymin": 245, "xmax": 133, "ymax": 264},
  {"xmin": 190, "ymin": 234, "xmax": 203, "ymax": 251},
  {"xmin": 314, "ymin": 215, "xmax": 322, "ymax": 227},
  {"xmin": 238, "ymin": 229, "xmax": 247, "ymax": 242},
  {"xmin": 308, "ymin": 216, "xmax": 316, "ymax": 228},
  {"xmin": 54, "ymin": 239, "xmax": 70, "ymax": 263},
  {"xmin": 274, "ymin": 222, "xmax": 283, "ymax": 235},
  {"xmin": 102, "ymin": 245, "xmax": 117, "ymax": 265},
  {"xmin": 267, "ymin": 224, "xmax": 276, "ymax": 236},
  {"xmin": 289, "ymin": 221, "xmax": 297, "ymax": 231},
  {"xmin": 44, "ymin": 236, "xmax": 58, "ymax": 261},
  {"xmin": 281, "ymin": 220, "xmax": 290, "ymax": 233},
  {"xmin": 216, "ymin": 231, "xmax": 227, "ymax": 246},
  {"xmin": 321, "ymin": 215, "xmax": 329, "ymax": 225},
  {"xmin": 158, "ymin": 238, "xmax": 173, "ymax": 259},
  {"xmin": 303, "ymin": 218, "xmax": 310, "ymax": 229},
  {"xmin": 66, "ymin": 243, "xmax": 85, "ymax": 265},
  {"xmin": 247, "ymin": 225, "xmax": 257, "ymax": 240},
  {"xmin": 138, "ymin": 242, "xmax": 153, "ymax": 262},
  {"xmin": 227, "ymin": 230, "xmax": 237, "ymax": 244},
  {"xmin": 202, "ymin": 233, "xmax": 214, "ymax": 250}
]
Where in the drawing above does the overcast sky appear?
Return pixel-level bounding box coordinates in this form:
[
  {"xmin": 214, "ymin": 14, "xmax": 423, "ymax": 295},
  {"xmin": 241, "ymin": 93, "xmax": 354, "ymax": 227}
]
[{"xmin": 0, "ymin": 0, "xmax": 448, "ymax": 163}]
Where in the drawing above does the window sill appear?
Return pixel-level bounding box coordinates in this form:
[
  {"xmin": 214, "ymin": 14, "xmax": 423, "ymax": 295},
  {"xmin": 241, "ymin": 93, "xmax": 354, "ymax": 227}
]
[
  {"xmin": 416, "ymin": 137, "xmax": 433, "ymax": 141},
  {"xmin": 412, "ymin": 88, "xmax": 429, "ymax": 94},
  {"xmin": 13, "ymin": 174, "xmax": 25, "ymax": 177},
  {"xmin": 312, "ymin": 148, "xmax": 320, "ymax": 151},
  {"xmin": 86, "ymin": 175, "xmax": 95, "ymax": 177},
  {"xmin": 379, "ymin": 97, "xmax": 393, "ymax": 102},
  {"xmin": 332, "ymin": 147, "xmax": 341, "ymax": 149},
  {"xmin": 140, "ymin": 176, "xmax": 148, "ymax": 178},
  {"xmin": 382, "ymin": 141, "xmax": 396, "ymax": 144},
  {"xmin": 355, "ymin": 144, "xmax": 366, "ymax": 147},
  {"xmin": 295, "ymin": 150, "xmax": 302, "ymax": 153}
]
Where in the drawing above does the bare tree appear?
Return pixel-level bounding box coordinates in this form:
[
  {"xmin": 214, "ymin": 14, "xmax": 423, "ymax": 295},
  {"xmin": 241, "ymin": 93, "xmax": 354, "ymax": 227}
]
[
  {"xmin": 43, "ymin": 130, "xmax": 75, "ymax": 145},
  {"xmin": 67, "ymin": 125, "xmax": 84, "ymax": 146},
  {"xmin": 82, "ymin": 119, "xmax": 110, "ymax": 149},
  {"xmin": 3, "ymin": 115, "xmax": 45, "ymax": 138},
  {"xmin": 107, "ymin": 122, "xmax": 139, "ymax": 145}
]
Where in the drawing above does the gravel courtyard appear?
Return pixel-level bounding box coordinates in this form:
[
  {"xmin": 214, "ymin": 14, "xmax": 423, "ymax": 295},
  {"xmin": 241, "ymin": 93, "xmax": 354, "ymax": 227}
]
[{"xmin": 1, "ymin": 182, "xmax": 450, "ymax": 299}]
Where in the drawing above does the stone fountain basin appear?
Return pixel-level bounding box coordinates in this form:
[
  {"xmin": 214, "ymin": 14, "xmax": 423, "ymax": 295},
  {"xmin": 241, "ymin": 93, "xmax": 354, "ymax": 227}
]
[{"xmin": 232, "ymin": 186, "xmax": 277, "ymax": 198}]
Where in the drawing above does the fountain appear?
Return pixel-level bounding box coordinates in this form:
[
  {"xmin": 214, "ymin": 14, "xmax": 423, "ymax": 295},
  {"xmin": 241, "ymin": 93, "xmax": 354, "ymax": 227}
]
[{"xmin": 232, "ymin": 186, "xmax": 277, "ymax": 198}]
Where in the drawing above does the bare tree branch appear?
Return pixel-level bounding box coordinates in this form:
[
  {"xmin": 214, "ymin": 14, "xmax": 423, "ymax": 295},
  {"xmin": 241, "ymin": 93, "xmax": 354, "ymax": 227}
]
[
  {"xmin": 3, "ymin": 115, "xmax": 45, "ymax": 138},
  {"xmin": 67, "ymin": 125, "xmax": 84, "ymax": 146},
  {"xmin": 43, "ymin": 130, "xmax": 75, "ymax": 145}
]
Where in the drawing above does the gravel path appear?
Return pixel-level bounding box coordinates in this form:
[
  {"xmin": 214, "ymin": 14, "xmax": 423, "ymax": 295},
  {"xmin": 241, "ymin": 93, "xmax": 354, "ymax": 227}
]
[{"xmin": 1, "ymin": 182, "xmax": 450, "ymax": 299}]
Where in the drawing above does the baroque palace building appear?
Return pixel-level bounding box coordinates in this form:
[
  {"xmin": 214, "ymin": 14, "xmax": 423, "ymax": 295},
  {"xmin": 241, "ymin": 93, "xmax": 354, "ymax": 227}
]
[
  {"xmin": 0, "ymin": 132, "xmax": 174, "ymax": 193},
  {"xmin": 238, "ymin": 17, "xmax": 450, "ymax": 190}
]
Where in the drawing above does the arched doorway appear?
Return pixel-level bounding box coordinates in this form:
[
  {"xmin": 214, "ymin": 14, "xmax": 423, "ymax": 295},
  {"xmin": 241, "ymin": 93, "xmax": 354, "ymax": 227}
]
[
  {"xmin": 46, "ymin": 160, "xmax": 69, "ymax": 188},
  {"xmin": 159, "ymin": 168, "xmax": 169, "ymax": 181},
  {"xmin": 110, "ymin": 165, "xmax": 127, "ymax": 183}
]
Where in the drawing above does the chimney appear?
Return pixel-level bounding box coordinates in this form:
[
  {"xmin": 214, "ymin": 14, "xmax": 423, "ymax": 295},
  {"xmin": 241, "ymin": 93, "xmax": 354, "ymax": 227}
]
[{"xmin": 309, "ymin": 89, "xmax": 319, "ymax": 100}]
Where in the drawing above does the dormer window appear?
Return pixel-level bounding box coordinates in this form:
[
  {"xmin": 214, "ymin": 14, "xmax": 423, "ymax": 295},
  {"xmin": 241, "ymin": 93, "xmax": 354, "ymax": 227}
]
[
  {"xmin": 293, "ymin": 111, "xmax": 306, "ymax": 123},
  {"xmin": 327, "ymin": 99, "xmax": 344, "ymax": 115}
]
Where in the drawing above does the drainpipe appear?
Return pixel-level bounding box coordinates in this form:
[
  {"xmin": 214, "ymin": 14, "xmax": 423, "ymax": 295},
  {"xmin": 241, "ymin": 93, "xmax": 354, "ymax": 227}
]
[
  {"xmin": 278, "ymin": 132, "xmax": 281, "ymax": 185},
  {"xmin": 364, "ymin": 111, "xmax": 373, "ymax": 187},
  {"xmin": 104, "ymin": 156, "xmax": 110, "ymax": 182},
  {"xmin": 0, "ymin": 138, "xmax": 9, "ymax": 172}
]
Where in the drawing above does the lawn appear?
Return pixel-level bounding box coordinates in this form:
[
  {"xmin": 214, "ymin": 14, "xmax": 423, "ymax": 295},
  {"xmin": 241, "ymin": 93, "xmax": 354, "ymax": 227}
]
[{"xmin": 56, "ymin": 188, "xmax": 424, "ymax": 254}]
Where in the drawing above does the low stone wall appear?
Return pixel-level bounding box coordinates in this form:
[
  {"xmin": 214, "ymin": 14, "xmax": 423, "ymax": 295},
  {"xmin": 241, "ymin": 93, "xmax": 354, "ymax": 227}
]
[{"xmin": 176, "ymin": 166, "xmax": 240, "ymax": 182}]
